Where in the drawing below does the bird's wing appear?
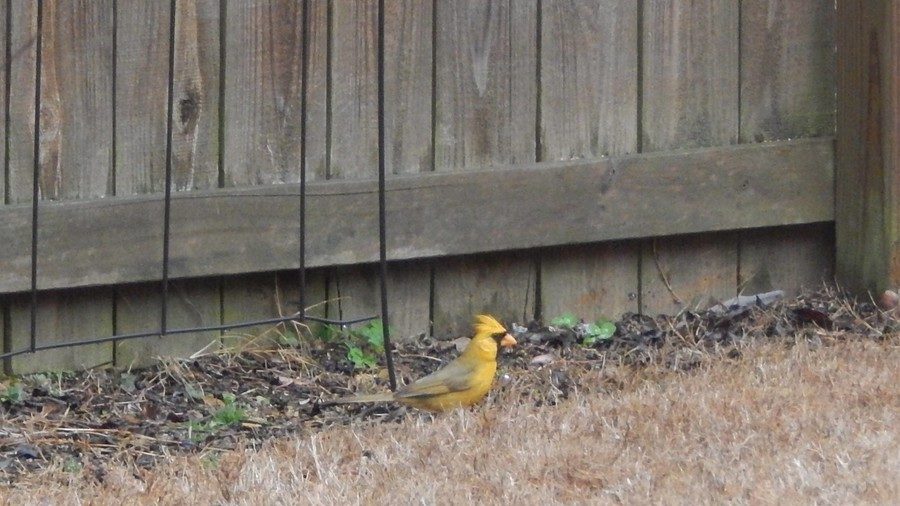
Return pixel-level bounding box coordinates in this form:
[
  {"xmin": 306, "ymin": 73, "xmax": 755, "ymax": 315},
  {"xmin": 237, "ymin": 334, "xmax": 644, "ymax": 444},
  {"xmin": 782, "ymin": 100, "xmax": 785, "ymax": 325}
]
[{"xmin": 394, "ymin": 359, "xmax": 476, "ymax": 399}]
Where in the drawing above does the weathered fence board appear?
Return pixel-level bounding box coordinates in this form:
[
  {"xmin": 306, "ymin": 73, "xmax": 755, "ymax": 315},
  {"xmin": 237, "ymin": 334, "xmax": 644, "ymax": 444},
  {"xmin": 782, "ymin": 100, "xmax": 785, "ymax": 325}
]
[
  {"xmin": 223, "ymin": 0, "xmax": 304, "ymax": 186},
  {"xmin": 434, "ymin": 0, "xmax": 537, "ymax": 168},
  {"xmin": 540, "ymin": 242, "xmax": 639, "ymax": 323},
  {"xmin": 384, "ymin": 0, "xmax": 433, "ymax": 175},
  {"xmin": 740, "ymin": 224, "xmax": 834, "ymax": 296},
  {"xmin": 0, "ymin": 139, "xmax": 834, "ymax": 295},
  {"xmin": 220, "ymin": 0, "xmax": 307, "ymax": 339},
  {"xmin": 115, "ymin": 0, "xmax": 171, "ymax": 195},
  {"xmin": 432, "ymin": 252, "xmax": 535, "ymax": 337},
  {"xmin": 9, "ymin": 288, "xmax": 113, "ymax": 373},
  {"xmin": 641, "ymin": 0, "xmax": 740, "ymax": 314},
  {"xmin": 8, "ymin": 1, "xmax": 116, "ymax": 372},
  {"xmin": 835, "ymin": 0, "xmax": 900, "ymax": 293},
  {"xmin": 431, "ymin": 0, "xmax": 538, "ymax": 334},
  {"xmin": 538, "ymin": 0, "xmax": 639, "ymax": 323},
  {"xmin": 642, "ymin": 233, "xmax": 738, "ymax": 315},
  {"xmin": 740, "ymin": 0, "xmax": 835, "ymax": 142},
  {"xmin": 114, "ymin": 1, "xmax": 222, "ymax": 367},
  {"xmin": 738, "ymin": 0, "xmax": 836, "ymax": 299},
  {"xmin": 6, "ymin": 1, "xmax": 38, "ymax": 201},
  {"xmin": 116, "ymin": 279, "xmax": 220, "ymax": 368},
  {"xmin": 171, "ymin": 0, "xmax": 220, "ymax": 190}
]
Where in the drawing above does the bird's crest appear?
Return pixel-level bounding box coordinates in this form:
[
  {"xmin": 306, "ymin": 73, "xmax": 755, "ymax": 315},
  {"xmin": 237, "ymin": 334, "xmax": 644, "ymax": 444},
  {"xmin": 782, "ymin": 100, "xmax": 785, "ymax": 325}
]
[{"xmin": 473, "ymin": 314, "xmax": 507, "ymax": 336}]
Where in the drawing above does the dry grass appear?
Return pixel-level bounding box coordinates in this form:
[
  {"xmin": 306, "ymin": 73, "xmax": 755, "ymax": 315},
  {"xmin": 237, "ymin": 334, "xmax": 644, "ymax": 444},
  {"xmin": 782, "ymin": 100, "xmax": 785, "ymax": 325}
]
[{"xmin": 1, "ymin": 339, "xmax": 897, "ymax": 505}]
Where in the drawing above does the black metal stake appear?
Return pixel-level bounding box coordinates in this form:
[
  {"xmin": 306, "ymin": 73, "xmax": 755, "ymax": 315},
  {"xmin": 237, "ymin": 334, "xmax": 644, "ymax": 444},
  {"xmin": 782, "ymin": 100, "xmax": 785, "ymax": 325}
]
[{"xmin": 377, "ymin": 0, "xmax": 398, "ymax": 391}]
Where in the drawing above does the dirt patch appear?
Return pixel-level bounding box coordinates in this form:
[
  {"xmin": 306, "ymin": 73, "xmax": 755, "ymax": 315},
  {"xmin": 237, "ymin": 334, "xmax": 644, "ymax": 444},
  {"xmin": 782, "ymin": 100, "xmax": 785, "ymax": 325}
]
[{"xmin": 0, "ymin": 286, "xmax": 896, "ymax": 485}]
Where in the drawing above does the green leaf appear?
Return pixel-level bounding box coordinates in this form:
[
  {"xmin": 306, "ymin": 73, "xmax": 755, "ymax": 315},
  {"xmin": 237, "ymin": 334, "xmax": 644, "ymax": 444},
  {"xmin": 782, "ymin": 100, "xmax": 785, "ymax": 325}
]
[
  {"xmin": 550, "ymin": 313, "xmax": 579, "ymax": 328},
  {"xmin": 347, "ymin": 346, "xmax": 377, "ymax": 369},
  {"xmin": 355, "ymin": 321, "xmax": 385, "ymax": 353},
  {"xmin": 582, "ymin": 320, "xmax": 616, "ymax": 346},
  {"xmin": 221, "ymin": 392, "xmax": 236, "ymax": 405}
]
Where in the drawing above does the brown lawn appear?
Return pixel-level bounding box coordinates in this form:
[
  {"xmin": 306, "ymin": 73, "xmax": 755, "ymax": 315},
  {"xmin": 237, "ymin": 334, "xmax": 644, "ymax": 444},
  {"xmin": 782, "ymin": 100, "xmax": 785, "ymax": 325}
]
[{"xmin": 1, "ymin": 338, "xmax": 896, "ymax": 505}]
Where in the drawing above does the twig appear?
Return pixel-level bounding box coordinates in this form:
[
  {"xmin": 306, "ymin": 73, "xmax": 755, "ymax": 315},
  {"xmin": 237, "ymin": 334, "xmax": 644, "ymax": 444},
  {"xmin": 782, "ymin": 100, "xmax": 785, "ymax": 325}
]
[{"xmin": 652, "ymin": 240, "xmax": 683, "ymax": 305}]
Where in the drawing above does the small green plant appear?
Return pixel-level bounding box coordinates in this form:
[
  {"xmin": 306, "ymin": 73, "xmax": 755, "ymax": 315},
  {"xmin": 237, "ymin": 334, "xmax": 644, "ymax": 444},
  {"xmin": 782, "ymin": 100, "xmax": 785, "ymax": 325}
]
[
  {"xmin": 0, "ymin": 383, "xmax": 25, "ymax": 404},
  {"xmin": 581, "ymin": 319, "xmax": 616, "ymax": 346},
  {"xmin": 186, "ymin": 392, "xmax": 247, "ymax": 443},
  {"xmin": 212, "ymin": 393, "xmax": 246, "ymax": 427},
  {"xmin": 316, "ymin": 320, "xmax": 391, "ymax": 370},
  {"xmin": 549, "ymin": 313, "xmax": 579, "ymax": 328},
  {"xmin": 549, "ymin": 313, "xmax": 616, "ymax": 346}
]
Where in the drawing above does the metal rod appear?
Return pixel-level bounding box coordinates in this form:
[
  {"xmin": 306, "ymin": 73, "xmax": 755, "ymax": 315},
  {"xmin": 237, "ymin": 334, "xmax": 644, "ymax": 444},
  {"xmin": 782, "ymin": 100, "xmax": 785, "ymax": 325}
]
[
  {"xmin": 0, "ymin": 313, "xmax": 379, "ymax": 361},
  {"xmin": 28, "ymin": 0, "xmax": 44, "ymax": 352},
  {"xmin": 376, "ymin": 0, "xmax": 397, "ymax": 390},
  {"xmin": 297, "ymin": 0, "xmax": 309, "ymax": 316},
  {"xmin": 160, "ymin": 0, "xmax": 177, "ymax": 335}
]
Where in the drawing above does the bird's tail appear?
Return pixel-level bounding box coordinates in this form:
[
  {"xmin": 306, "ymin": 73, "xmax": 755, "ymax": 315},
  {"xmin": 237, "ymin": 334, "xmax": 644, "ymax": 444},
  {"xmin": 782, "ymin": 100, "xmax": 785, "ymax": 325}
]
[{"xmin": 327, "ymin": 392, "xmax": 395, "ymax": 405}]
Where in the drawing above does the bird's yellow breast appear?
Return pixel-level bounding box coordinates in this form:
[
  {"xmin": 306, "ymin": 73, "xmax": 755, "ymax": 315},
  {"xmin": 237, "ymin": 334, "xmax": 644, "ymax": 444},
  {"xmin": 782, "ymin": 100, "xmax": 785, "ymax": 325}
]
[{"xmin": 404, "ymin": 358, "xmax": 498, "ymax": 412}]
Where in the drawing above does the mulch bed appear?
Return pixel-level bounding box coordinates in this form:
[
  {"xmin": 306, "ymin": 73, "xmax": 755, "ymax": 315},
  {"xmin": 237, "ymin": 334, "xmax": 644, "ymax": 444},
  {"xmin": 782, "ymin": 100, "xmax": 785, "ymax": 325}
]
[{"xmin": 0, "ymin": 286, "xmax": 896, "ymax": 484}]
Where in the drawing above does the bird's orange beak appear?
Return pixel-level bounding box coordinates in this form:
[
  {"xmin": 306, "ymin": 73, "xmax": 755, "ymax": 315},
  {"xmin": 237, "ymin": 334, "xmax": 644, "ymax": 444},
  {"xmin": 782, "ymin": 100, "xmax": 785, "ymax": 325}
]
[{"xmin": 500, "ymin": 333, "xmax": 517, "ymax": 348}]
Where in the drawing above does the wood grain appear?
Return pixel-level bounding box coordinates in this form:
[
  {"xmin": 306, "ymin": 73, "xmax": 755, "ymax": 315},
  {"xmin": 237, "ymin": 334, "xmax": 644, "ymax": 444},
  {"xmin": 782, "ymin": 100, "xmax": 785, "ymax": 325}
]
[
  {"xmin": 642, "ymin": 0, "xmax": 739, "ymax": 151},
  {"xmin": 329, "ymin": 262, "xmax": 431, "ymax": 341},
  {"xmin": 539, "ymin": 0, "xmax": 637, "ymax": 159},
  {"xmin": 835, "ymin": 0, "xmax": 900, "ymax": 293},
  {"xmin": 740, "ymin": 0, "xmax": 835, "ymax": 142},
  {"xmin": 116, "ymin": 279, "xmax": 221, "ymax": 368},
  {"xmin": 434, "ymin": 0, "xmax": 537, "ymax": 169},
  {"xmin": 171, "ymin": 0, "xmax": 220, "ymax": 190},
  {"xmin": 738, "ymin": 0, "xmax": 836, "ymax": 302},
  {"xmin": 304, "ymin": 0, "xmax": 329, "ymax": 181},
  {"xmin": 39, "ymin": 0, "xmax": 114, "ymax": 199},
  {"xmin": 431, "ymin": 0, "xmax": 538, "ymax": 335},
  {"xmin": 384, "ymin": 0, "xmax": 433, "ymax": 174},
  {"xmin": 6, "ymin": 1, "xmax": 38, "ymax": 201},
  {"xmin": 432, "ymin": 253, "xmax": 535, "ymax": 338},
  {"xmin": 8, "ymin": 288, "xmax": 114, "ymax": 374},
  {"xmin": 114, "ymin": 0, "xmax": 170, "ymax": 195},
  {"xmin": 641, "ymin": 0, "xmax": 740, "ymax": 314},
  {"xmin": 740, "ymin": 224, "xmax": 834, "ymax": 297},
  {"xmin": 540, "ymin": 242, "xmax": 639, "ymax": 323},
  {"xmin": 220, "ymin": 1, "xmax": 309, "ymax": 346},
  {"xmin": 538, "ymin": 0, "xmax": 639, "ymax": 323},
  {"xmin": 7, "ymin": 1, "xmax": 116, "ymax": 371},
  {"xmin": 114, "ymin": 1, "xmax": 221, "ymax": 365},
  {"xmin": 223, "ymin": 0, "xmax": 304, "ymax": 186},
  {"xmin": 0, "ymin": 139, "xmax": 835, "ymax": 294},
  {"xmin": 641, "ymin": 233, "xmax": 738, "ymax": 316},
  {"xmin": 329, "ymin": 0, "xmax": 378, "ymax": 180}
]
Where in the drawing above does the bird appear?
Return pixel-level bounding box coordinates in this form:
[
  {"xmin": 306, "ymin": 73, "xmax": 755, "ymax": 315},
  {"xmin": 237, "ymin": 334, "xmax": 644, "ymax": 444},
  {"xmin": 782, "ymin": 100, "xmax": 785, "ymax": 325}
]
[{"xmin": 328, "ymin": 314, "xmax": 517, "ymax": 412}]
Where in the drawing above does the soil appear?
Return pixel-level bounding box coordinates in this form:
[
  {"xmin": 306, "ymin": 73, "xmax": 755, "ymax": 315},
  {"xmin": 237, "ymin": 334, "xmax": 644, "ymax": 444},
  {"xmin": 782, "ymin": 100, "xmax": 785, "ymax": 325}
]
[{"xmin": 0, "ymin": 286, "xmax": 895, "ymax": 484}]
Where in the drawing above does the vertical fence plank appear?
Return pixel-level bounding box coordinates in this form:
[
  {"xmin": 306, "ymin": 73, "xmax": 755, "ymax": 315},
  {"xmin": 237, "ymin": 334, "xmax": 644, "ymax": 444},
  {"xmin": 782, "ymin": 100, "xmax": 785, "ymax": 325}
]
[
  {"xmin": 431, "ymin": 0, "xmax": 537, "ymax": 336},
  {"xmin": 432, "ymin": 253, "xmax": 535, "ymax": 337},
  {"xmin": 538, "ymin": 0, "xmax": 639, "ymax": 323},
  {"xmin": 640, "ymin": 0, "xmax": 739, "ymax": 315},
  {"xmin": 220, "ymin": 1, "xmax": 308, "ymax": 339},
  {"xmin": 6, "ymin": 1, "xmax": 37, "ymax": 202},
  {"xmin": 115, "ymin": 0, "xmax": 222, "ymax": 367},
  {"xmin": 385, "ymin": 0, "xmax": 433, "ymax": 175},
  {"xmin": 541, "ymin": 243, "xmax": 639, "ymax": 324},
  {"xmin": 434, "ymin": 0, "xmax": 536, "ymax": 169},
  {"xmin": 117, "ymin": 279, "xmax": 221, "ymax": 367},
  {"xmin": 9, "ymin": 0, "xmax": 115, "ymax": 373},
  {"xmin": 835, "ymin": 0, "xmax": 900, "ymax": 293},
  {"xmin": 740, "ymin": 224, "xmax": 834, "ymax": 296},
  {"xmin": 171, "ymin": 0, "xmax": 221, "ymax": 190},
  {"xmin": 328, "ymin": 0, "xmax": 431, "ymax": 340},
  {"xmin": 223, "ymin": 0, "xmax": 303, "ymax": 186},
  {"xmin": 305, "ymin": 0, "xmax": 329, "ymax": 181},
  {"xmin": 738, "ymin": 0, "xmax": 835, "ymax": 296},
  {"xmin": 641, "ymin": 233, "xmax": 738, "ymax": 315}
]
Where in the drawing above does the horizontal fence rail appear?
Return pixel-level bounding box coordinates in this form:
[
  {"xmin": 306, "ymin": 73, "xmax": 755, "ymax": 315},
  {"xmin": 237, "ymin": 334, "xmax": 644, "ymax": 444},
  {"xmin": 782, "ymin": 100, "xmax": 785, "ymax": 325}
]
[{"xmin": 0, "ymin": 138, "xmax": 834, "ymax": 294}]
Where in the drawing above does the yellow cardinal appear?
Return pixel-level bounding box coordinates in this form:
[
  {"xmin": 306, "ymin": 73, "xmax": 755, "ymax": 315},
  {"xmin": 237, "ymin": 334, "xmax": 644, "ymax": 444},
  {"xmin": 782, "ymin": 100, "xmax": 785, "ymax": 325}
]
[{"xmin": 330, "ymin": 314, "xmax": 517, "ymax": 412}]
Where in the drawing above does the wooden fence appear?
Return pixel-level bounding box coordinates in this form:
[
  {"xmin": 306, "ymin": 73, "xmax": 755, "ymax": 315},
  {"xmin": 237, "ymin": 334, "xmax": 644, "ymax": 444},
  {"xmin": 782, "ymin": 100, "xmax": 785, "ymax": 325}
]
[{"xmin": 0, "ymin": 0, "xmax": 839, "ymax": 374}]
